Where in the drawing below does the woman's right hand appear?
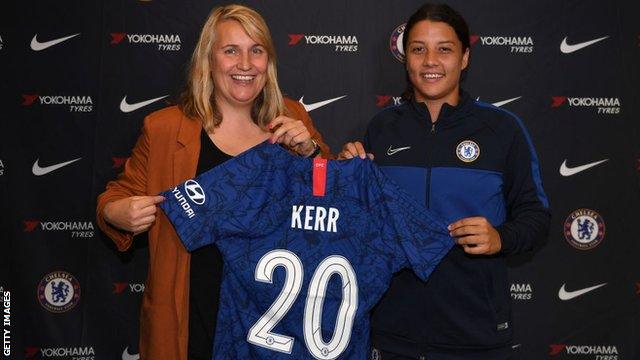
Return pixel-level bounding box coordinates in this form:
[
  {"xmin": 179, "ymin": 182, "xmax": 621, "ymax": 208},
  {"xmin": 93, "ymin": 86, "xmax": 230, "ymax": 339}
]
[
  {"xmin": 337, "ymin": 141, "xmax": 374, "ymax": 160},
  {"xmin": 102, "ymin": 195, "xmax": 165, "ymax": 235}
]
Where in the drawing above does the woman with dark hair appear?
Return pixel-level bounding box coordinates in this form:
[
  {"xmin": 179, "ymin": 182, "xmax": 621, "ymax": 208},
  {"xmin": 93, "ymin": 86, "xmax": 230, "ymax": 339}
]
[
  {"xmin": 340, "ymin": 3, "xmax": 550, "ymax": 359},
  {"xmin": 96, "ymin": 4, "xmax": 329, "ymax": 360}
]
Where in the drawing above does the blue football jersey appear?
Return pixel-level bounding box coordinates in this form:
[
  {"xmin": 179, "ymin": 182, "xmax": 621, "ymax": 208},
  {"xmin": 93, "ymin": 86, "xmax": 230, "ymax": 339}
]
[{"xmin": 159, "ymin": 141, "xmax": 453, "ymax": 360}]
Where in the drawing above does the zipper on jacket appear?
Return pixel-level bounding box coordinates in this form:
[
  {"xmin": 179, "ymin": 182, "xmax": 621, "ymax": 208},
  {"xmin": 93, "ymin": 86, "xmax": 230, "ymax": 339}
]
[{"xmin": 425, "ymin": 121, "xmax": 436, "ymax": 208}]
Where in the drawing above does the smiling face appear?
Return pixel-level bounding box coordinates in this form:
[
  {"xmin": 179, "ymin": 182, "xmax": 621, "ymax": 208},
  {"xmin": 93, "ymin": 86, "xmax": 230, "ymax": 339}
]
[
  {"xmin": 405, "ymin": 20, "xmax": 469, "ymax": 106},
  {"xmin": 211, "ymin": 20, "xmax": 268, "ymax": 108}
]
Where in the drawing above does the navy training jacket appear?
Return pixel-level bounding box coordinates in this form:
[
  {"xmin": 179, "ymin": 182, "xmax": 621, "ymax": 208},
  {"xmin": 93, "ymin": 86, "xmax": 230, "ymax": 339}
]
[{"xmin": 368, "ymin": 92, "xmax": 551, "ymax": 355}]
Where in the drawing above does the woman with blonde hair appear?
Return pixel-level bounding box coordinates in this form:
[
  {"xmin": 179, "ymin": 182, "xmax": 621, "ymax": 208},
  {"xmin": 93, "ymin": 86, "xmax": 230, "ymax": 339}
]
[{"xmin": 97, "ymin": 4, "xmax": 329, "ymax": 359}]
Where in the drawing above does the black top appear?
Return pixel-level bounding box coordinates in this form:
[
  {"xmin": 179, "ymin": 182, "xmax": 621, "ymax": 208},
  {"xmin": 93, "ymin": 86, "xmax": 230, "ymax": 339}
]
[{"xmin": 188, "ymin": 129, "xmax": 232, "ymax": 360}]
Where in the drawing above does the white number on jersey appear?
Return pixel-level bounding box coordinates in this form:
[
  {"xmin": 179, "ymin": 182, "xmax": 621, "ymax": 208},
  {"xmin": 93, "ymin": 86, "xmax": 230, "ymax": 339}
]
[
  {"xmin": 247, "ymin": 250, "xmax": 303, "ymax": 353},
  {"xmin": 247, "ymin": 249, "xmax": 359, "ymax": 359}
]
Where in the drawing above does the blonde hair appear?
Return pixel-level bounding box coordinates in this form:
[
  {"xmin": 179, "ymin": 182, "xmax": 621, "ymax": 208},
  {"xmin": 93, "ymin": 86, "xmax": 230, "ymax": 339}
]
[{"xmin": 179, "ymin": 4, "xmax": 285, "ymax": 131}]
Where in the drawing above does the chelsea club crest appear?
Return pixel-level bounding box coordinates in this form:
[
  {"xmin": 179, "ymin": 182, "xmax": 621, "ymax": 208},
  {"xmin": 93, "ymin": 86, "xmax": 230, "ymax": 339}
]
[
  {"xmin": 38, "ymin": 271, "xmax": 81, "ymax": 313},
  {"xmin": 389, "ymin": 23, "xmax": 406, "ymax": 63},
  {"xmin": 564, "ymin": 208, "xmax": 605, "ymax": 250},
  {"xmin": 456, "ymin": 140, "xmax": 480, "ymax": 162}
]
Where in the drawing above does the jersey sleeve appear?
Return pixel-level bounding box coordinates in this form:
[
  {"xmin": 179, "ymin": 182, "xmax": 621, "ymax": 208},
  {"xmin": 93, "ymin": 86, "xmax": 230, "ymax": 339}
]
[
  {"xmin": 158, "ymin": 143, "xmax": 292, "ymax": 252},
  {"xmin": 157, "ymin": 167, "xmax": 223, "ymax": 252},
  {"xmin": 363, "ymin": 160, "xmax": 454, "ymax": 281}
]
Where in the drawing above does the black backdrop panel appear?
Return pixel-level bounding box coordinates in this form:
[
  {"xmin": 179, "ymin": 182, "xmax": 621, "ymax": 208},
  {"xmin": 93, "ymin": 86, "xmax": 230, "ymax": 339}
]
[{"xmin": 2, "ymin": 0, "xmax": 639, "ymax": 359}]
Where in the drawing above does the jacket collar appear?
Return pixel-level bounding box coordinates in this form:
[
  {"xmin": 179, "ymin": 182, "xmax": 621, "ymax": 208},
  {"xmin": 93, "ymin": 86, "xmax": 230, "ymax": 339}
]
[
  {"xmin": 409, "ymin": 90, "xmax": 473, "ymax": 127},
  {"xmin": 176, "ymin": 111, "xmax": 202, "ymax": 147},
  {"xmin": 173, "ymin": 111, "xmax": 202, "ymax": 183}
]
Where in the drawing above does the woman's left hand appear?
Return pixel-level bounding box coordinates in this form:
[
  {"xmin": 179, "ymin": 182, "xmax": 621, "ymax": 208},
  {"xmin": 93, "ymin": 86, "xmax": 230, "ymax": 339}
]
[
  {"xmin": 448, "ymin": 217, "xmax": 502, "ymax": 255},
  {"xmin": 268, "ymin": 116, "xmax": 316, "ymax": 157}
]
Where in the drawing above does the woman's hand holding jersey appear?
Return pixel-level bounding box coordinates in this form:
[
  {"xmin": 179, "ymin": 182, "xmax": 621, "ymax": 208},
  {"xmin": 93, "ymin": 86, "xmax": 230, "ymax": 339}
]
[
  {"xmin": 337, "ymin": 141, "xmax": 374, "ymax": 160},
  {"xmin": 103, "ymin": 195, "xmax": 165, "ymax": 235},
  {"xmin": 268, "ymin": 115, "xmax": 317, "ymax": 157},
  {"xmin": 102, "ymin": 115, "xmax": 319, "ymax": 235}
]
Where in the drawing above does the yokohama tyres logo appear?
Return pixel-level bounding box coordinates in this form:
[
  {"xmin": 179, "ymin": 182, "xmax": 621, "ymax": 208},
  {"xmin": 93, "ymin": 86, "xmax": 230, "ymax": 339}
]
[
  {"xmin": 112, "ymin": 157, "xmax": 128, "ymax": 169},
  {"xmin": 25, "ymin": 347, "xmax": 39, "ymax": 359},
  {"xmin": 21, "ymin": 93, "xmax": 93, "ymax": 112},
  {"xmin": 549, "ymin": 344, "xmax": 618, "ymax": 358},
  {"xmin": 375, "ymin": 95, "xmax": 403, "ymax": 107},
  {"xmin": 287, "ymin": 33, "xmax": 358, "ymax": 52},
  {"xmin": 551, "ymin": 96, "xmax": 621, "ymax": 114},
  {"xmin": 110, "ymin": 33, "xmax": 181, "ymax": 51},
  {"xmin": 471, "ymin": 34, "xmax": 534, "ymax": 53},
  {"xmin": 23, "ymin": 220, "xmax": 40, "ymax": 232},
  {"xmin": 288, "ymin": 34, "xmax": 304, "ymax": 45},
  {"xmin": 25, "ymin": 346, "xmax": 96, "ymax": 358},
  {"xmin": 510, "ymin": 283, "xmax": 533, "ymax": 300},
  {"xmin": 23, "ymin": 220, "xmax": 95, "ymax": 238},
  {"xmin": 113, "ymin": 282, "xmax": 145, "ymax": 294}
]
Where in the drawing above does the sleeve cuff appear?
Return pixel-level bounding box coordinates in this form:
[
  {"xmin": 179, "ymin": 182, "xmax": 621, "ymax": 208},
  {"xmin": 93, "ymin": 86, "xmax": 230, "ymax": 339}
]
[{"xmin": 496, "ymin": 224, "xmax": 515, "ymax": 255}]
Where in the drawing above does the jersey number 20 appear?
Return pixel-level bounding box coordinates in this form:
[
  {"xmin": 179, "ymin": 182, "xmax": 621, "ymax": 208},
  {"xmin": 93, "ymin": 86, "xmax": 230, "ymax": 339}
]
[{"xmin": 247, "ymin": 249, "xmax": 358, "ymax": 359}]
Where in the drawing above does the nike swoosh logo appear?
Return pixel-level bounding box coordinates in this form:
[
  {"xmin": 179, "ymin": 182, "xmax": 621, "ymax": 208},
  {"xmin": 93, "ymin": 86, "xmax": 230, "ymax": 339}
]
[
  {"xmin": 120, "ymin": 95, "xmax": 168, "ymax": 113},
  {"xmin": 559, "ymin": 159, "xmax": 608, "ymax": 176},
  {"xmin": 298, "ymin": 95, "xmax": 346, "ymax": 112},
  {"xmin": 122, "ymin": 347, "xmax": 140, "ymax": 360},
  {"xmin": 558, "ymin": 283, "xmax": 607, "ymax": 300},
  {"xmin": 386, "ymin": 145, "xmax": 411, "ymax": 156},
  {"xmin": 32, "ymin": 158, "xmax": 82, "ymax": 176},
  {"xmin": 560, "ymin": 36, "xmax": 609, "ymax": 54},
  {"xmin": 30, "ymin": 33, "xmax": 80, "ymax": 51},
  {"xmin": 512, "ymin": 344, "xmax": 521, "ymax": 349},
  {"xmin": 474, "ymin": 96, "xmax": 522, "ymax": 107},
  {"xmin": 492, "ymin": 96, "xmax": 522, "ymax": 107}
]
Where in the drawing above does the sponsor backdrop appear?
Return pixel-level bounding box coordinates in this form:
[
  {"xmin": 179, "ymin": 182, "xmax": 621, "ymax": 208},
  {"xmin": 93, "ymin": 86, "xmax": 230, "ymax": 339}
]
[{"xmin": 2, "ymin": 0, "xmax": 639, "ymax": 359}]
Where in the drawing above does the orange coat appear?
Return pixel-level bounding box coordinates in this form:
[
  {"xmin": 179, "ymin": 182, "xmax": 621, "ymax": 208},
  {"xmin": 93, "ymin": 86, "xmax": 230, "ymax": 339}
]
[{"xmin": 96, "ymin": 99, "xmax": 329, "ymax": 360}]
